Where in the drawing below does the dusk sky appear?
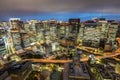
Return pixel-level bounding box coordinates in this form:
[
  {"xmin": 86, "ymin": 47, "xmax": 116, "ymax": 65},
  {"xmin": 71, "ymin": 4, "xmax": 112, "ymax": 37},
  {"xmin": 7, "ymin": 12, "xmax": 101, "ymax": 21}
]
[{"xmin": 0, "ymin": 0, "xmax": 120, "ymax": 21}]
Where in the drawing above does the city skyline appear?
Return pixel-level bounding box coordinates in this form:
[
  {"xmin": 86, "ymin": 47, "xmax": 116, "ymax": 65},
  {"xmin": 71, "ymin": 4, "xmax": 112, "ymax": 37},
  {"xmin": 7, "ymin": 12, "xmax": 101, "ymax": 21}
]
[{"xmin": 1, "ymin": 13, "xmax": 120, "ymax": 21}]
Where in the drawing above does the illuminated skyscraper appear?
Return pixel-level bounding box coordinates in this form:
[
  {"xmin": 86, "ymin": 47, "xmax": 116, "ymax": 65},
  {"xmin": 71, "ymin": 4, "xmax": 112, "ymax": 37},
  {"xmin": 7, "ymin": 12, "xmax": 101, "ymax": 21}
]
[{"xmin": 9, "ymin": 18, "xmax": 21, "ymax": 30}]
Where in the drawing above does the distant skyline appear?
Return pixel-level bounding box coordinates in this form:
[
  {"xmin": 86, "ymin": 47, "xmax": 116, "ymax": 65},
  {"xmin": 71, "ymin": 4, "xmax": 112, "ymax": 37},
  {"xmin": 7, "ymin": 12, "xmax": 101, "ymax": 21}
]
[
  {"xmin": 1, "ymin": 13, "xmax": 120, "ymax": 22},
  {"xmin": 0, "ymin": 0, "xmax": 120, "ymax": 21}
]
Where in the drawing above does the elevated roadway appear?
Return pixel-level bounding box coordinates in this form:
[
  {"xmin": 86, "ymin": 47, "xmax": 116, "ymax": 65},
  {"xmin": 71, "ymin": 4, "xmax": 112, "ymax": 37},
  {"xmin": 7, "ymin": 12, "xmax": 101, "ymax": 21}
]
[{"xmin": 22, "ymin": 47, "xmax": 120, "ymax": 63}]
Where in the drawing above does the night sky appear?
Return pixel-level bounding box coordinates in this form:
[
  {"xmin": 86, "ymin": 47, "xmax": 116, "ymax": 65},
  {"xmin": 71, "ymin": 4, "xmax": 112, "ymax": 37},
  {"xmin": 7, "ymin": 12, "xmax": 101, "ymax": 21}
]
[{"xmin": 0, "ymin": 0, "xmax": 120, "ymax": 21}]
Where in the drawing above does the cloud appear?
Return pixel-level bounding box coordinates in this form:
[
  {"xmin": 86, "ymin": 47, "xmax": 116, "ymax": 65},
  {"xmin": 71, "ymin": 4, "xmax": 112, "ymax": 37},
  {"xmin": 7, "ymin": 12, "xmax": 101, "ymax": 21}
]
[{"xmin": 0, "ymin": 0, "xmax": 120, "ymax": 16}]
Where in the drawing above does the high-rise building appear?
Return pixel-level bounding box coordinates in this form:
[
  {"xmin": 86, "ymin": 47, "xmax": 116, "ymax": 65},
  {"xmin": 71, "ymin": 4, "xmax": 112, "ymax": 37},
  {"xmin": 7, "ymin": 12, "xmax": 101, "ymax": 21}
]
[
  {"xmin": 9, "ymin": 18, "xmax": 21, "ymax": 30},
  {"xmin": 35, "ymin": 22, "xmax": 44, "ymax": 42},
  {"xmin": 69, "ymin": 18, "xmax": 80, "ymax": 33},
  {"xmin": 108, "ymin": 22, "xmax": 119, "ymax": 41},
  {"xmin": 81, "ymin": 20, "xmax": 100, "ymax": 48},
  {"xmin": 9, "ymin": 18, "xmax": 24, "ymax": 50},
  {"xmin": 57, "ymin": 22, "xmax": 69, "ymax": 38},
  {"xmin": 49, "ymin": 20, "xmax": 57, "ymax": 41},
  {"xmin": 11, "ymin": 32, "xmax": 22, "ymax": 50}
]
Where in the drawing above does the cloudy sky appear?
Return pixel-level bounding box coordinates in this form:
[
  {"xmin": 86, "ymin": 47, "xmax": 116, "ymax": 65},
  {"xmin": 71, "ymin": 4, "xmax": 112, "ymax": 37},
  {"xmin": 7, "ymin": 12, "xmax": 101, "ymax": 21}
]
[{"xmin": 0, "ymin": 0, "xmax": 120, "ymax": 21}]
